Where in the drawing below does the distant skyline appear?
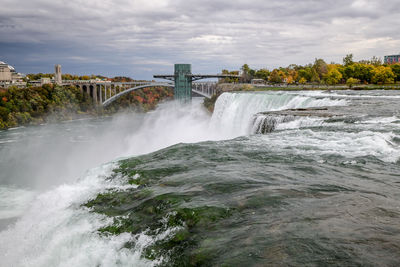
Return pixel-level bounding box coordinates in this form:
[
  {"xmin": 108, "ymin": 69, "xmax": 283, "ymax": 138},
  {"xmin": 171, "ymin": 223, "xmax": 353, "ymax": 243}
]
[{"xmin": 1, "ymin": 0, "xmax": 400, "ymax": 79}]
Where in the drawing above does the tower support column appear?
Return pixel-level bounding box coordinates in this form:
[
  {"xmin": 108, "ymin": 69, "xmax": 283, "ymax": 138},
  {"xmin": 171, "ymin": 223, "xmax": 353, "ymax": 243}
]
[{"xmin": 174, "ymin": 64, "xmax": 192, "ymax": 102}]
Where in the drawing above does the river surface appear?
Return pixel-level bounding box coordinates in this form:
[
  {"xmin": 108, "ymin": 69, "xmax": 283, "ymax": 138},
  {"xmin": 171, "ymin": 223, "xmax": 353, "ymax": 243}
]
[{"xmin": 0, "ymin": 91, "xmax": 399, "ymax": 266}]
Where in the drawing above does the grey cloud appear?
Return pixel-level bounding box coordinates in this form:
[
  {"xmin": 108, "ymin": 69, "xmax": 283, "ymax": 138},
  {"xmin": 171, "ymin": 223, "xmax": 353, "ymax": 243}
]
[{"xmin": 0, "ymin": 0, "xmax": 399, "ymax": 78}]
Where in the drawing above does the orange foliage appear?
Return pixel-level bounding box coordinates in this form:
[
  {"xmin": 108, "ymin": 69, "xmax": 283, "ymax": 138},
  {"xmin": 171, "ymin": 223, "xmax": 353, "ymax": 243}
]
[{"xmin": 134, "ymin": 95, "xmax": 144, "ymax": 103}]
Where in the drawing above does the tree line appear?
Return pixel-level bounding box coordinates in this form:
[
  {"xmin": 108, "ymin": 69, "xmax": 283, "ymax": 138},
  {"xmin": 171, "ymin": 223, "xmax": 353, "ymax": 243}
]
[
  {"xmin": 0, "ymin": 84, "xmax": 173, "ymax": 129},
  {"xmin": 24, "ymin": 74, "xmax": 140, "ymax": 82},
  {"xmin": 222, "ymin": 54, "xmax": 400, "ymax": 86}
]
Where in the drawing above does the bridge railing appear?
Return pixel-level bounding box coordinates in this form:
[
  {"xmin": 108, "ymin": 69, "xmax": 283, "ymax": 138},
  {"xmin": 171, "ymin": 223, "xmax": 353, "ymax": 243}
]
[
  {"xmin": 64, "ymin": 79, "xmax": 215, "ymax": 105},
  {"xmin": 192, "ymin": 82, "xmax": 217, "ymax": 97}
]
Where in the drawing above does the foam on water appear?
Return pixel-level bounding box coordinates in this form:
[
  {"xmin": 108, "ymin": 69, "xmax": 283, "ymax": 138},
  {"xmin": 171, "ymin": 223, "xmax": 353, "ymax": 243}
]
[
  {"xmin": 275, "ymin": 117, "xmax": 325, "ymax": 131},
  {"xmin": 361, "ymin": 116, "xmax": 400, "ymax": 124},
  {"xmin": 0, "ymin": 187, "xmax": 35, "ymax": 220},
  {"xmin": 2, "ymin": 91, "xmax": 399, "ymax": 266},
  {"xmin": 251, "ymin": 114, "xmax": 326, "ymax": 134},
  {"xmin": 211, "ymin": 92, "xmax": 347, "ymax": 136},
  {"xmin": 0, "ymin": 163, "xmax": 156, "ymax": 267},
  {"xmin": 253, "ymin": 129, "xmax": 400, "ymax": 163},
  {"xmin": 293, "ymin": 90, "xmax": 400, "ymax": 99},
  {"xmin": 0, "ymin": 99, "xmax": 229, "ymax": 266}
]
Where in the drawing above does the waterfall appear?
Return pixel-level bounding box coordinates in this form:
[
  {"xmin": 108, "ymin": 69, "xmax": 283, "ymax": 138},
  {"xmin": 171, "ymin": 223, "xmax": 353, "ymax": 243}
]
[
  {"xmin": 210, "ymin": 92, "xmax": 347, "ymax": 136},
  {"xmin": 251, "ymin": 114, "xmax": 296, "ymax": 134}
]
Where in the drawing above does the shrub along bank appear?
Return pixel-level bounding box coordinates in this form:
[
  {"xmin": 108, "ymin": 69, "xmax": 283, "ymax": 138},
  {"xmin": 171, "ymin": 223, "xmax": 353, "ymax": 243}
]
[{"xmin": 0, "ymin": 84, "xmax": 173, "ymax": 129}]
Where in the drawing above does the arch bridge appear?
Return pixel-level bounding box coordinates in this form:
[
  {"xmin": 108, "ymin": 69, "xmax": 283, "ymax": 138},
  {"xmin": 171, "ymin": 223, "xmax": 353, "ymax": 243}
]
[
  {"xmin": 64, "ymin": 80, "xmax": 218, "ymax": 107},
  {"xmin": 63, "ymin": 63, "xmax": 238, "ymax": 106}
]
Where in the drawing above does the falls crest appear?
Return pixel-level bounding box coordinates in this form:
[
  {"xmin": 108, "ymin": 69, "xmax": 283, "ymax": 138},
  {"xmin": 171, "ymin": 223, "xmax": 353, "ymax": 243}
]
[
  {"xmin": 251, "ymin": 114, "xmax": 295, "ymax": 134},
  {"xmin": 210, "ymin": 92, "xmax": 347, "ymax": 135}
]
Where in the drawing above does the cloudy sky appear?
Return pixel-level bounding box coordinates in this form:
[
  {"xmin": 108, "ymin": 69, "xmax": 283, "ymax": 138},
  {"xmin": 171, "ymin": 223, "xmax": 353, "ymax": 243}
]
[{"xmin": 1, "ymin": 0, "xmax": 400, "ymax": 79}]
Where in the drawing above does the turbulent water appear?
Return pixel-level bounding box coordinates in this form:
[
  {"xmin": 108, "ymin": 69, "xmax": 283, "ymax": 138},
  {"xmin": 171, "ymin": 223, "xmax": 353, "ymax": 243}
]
[{"xmin": 0, "ymin": 91, "xmax": 400, "ymax": 266}]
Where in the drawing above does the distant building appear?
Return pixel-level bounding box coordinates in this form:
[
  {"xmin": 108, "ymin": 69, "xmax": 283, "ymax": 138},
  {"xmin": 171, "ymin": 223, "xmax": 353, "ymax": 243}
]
[
  {"xmin": 40, "ymin": 77, "xmax": 51, "ymax": 86},
  {"xmin": 0, "ymin": 61, "xmax": 26, "ymax": 88},
  {"xmin": 0, "ymin": 61, "xmax": 14, "ymax": 82},
  {"xmin": 55, "ymin": 64, "xmax": 62, "ymax": 85},
  {"xmin": 251, "ymin": 79, "xmax": 266, "ymax": 84},
  {"xmin": 384, "ymin": 54, "xmax": 400, "ymax": 64}
]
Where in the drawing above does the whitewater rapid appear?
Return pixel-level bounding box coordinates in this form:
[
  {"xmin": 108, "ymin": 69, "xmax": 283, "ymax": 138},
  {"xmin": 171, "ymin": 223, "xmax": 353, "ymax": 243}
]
[
  {"xmin": 210, "ymin": 92, "xmax": 347, "ymax": 136},
  {"xmin": 1, "ymin": 91, "xmax": 399, "ymax": 266}
]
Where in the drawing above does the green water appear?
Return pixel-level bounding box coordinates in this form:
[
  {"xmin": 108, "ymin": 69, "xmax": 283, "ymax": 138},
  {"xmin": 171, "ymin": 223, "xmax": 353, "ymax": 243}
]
[
  {"xmin": 86, "ymin": 95, "xmax": 400, "ymax": 266},
  {"xmin": 1, "ymin": 91, "xmax": 400, "ymax": 266},
  {"xmin": 86, "ymin": 137, "xmax": 400, "ymax": 266}
]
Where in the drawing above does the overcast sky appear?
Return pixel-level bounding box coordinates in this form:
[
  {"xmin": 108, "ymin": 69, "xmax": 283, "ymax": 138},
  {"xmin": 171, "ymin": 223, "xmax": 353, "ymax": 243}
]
[{"xmin": 1, "ymin": 0, "xmax": 400, "ymax": 79}]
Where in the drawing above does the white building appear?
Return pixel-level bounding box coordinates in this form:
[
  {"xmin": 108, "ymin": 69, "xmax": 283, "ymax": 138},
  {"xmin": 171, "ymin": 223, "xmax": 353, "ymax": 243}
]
[
  {"xmin": 0, "ymin": 61, "xmax": 14, "ymax": 82},
  {"xmin": 0, "ymin": 61, "xmax": 26, "ymax": 87}
]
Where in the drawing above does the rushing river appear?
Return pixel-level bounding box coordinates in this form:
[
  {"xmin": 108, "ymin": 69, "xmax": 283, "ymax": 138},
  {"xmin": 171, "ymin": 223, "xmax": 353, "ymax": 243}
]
[{"xmin": 0, "ymin": 91, "xmax": 400, "ymax": 266}]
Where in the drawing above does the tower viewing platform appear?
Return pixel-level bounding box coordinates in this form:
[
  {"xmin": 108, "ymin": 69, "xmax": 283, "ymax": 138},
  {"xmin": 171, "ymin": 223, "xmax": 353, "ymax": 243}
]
[{"xmin": 154, "ymin": 64, "xmax": 240, "ymax": 101}]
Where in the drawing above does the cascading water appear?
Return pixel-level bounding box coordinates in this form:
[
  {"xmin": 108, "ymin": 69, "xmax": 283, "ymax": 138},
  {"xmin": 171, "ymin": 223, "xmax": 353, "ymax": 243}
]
[
  {"xmin": 1, "ymin": 91, "xmax": 400, "ymax": 266},
  {"xmin": 251, "ymin": 114, "xmax": 296, "ymax": 134},
  {"xmin": 210, "ymin": 92, "xmax": 347, "ymax": 136}
]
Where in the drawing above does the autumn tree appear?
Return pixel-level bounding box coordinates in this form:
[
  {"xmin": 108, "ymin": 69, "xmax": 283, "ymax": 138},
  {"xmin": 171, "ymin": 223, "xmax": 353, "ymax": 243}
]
[
  {"xmin": 324, "ymin": 64, "xmax": 342, "ymax": 85},
  {"xmin": 313, "ymin": 59, "xmax": 328, "ymax": 82},
  {"xmin": 390, "ymin": 64, "xmax": 400, "ymax": 82},
  {"xmin": 371, "ymin": 66, "xmax": 395, "ymax": 84},
  {"xmin": 286, "ymin": 68, "xmax": 298, "ymax": 84},
  {"xmin": 299, "ymin": 77, "xmax": 307, "ymax": 84},
  {"xmin": 268, "ymin": 69, "xmax": 286, "ymax": 83},
  {"xmin": 346, "ymin": 78, "xmax": 360, "ymax": 88},
  {"xmin": 352, "ymin": 63, "xmax": 374, "ymax": 84},
  {"xmin": 297, "ymin": 66, "xmax": 313, "ymax": 82}
]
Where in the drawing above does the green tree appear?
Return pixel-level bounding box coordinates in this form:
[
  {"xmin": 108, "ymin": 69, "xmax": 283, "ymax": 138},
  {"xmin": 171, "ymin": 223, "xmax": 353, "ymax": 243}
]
[
  {"xmin": 324, "ymin": 65, "xmax": 343, "ymax": 85},
  {"xmin": 299, "ymin": 77, "xmax": 307, "ymax": 84},
  {"xmin": 313, "ymin": 59, "xmax": 328, "ymax": 82},
  {"xmin": 346, "ymin": 78, "xmax": 360, "ymax": 88},
  {"xmin": 352, "ymin": 63, "xmax": 374, "ymax": 84},
  {"xmin": 255, "ymin": 69, "xmax": 270, "ymax": 80},
  {"xmin": 268, "ymin": 69, "xmax": 285, "ymax": 83},
  {"xmin": 310, "ymin": 68, "xmax": 320, "ymax": 83},
  {"xmin": 343, "ymin": 54, "xmax": 354, "ymax": 66},
  {"xmin": 371, "ymin": 66, "xmax": 395, "ymax": 84},
  {"xmin": 241, "ymin": 64, "xmax": 250, "ymax": 74},
  {"xmin": 221, "ymin": 69, "xmax": 239, "ymax": 83},
  {"xmin": 0, "ymin": 106, "xmax": 10, "ymax": 122},
  {"xmin": 297, "ymin": 66, "xmax": 313, "ymax": 82},
  {"xmin": 390, "ymin": 64, "xmax": 400, "ymax": 82},
  {"xmin": 240, "ymin": 64, "xmax": 254, "ymax": 83}
]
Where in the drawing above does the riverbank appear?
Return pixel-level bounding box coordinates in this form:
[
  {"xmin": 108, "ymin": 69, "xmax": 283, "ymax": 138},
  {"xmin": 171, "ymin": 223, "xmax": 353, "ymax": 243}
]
[
  {"xmin": 203, "ymin": 84, "xmax": 400, "ymax": 112},
  {"xmin": 0, "ymin": 85, "xmax": 173, "ymax": 130},
  {"xmin": 218, "ymin": 83, "xmax": 400, "ymax": 91}
]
